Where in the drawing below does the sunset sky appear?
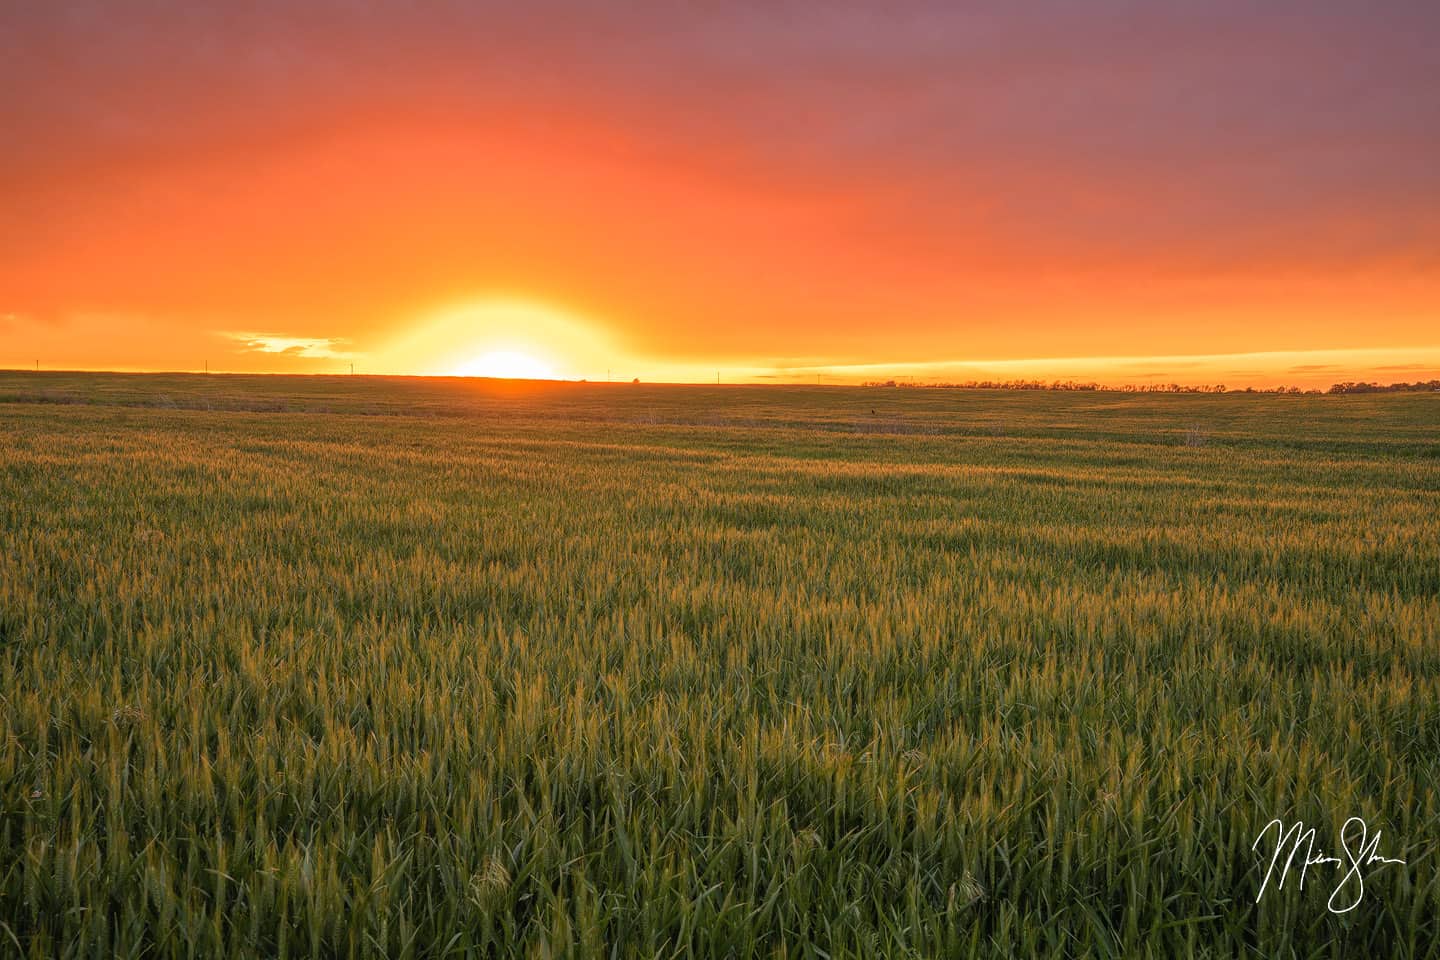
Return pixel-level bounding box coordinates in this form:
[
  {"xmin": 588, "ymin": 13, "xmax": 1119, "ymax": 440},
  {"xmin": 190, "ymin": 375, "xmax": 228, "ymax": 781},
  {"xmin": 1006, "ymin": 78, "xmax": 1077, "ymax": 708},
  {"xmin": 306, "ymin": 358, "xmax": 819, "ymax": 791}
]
[{"xmin": 3, "ymin": 2, "xmax": 1438, "ymax": 386}]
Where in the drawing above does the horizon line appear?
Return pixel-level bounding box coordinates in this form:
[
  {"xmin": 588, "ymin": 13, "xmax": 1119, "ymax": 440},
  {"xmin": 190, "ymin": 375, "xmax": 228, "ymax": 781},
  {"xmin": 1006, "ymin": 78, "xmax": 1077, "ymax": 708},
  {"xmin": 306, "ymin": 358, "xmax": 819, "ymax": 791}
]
[
  {"xmin": 5, "ymin": 341, "xmax": 1439, "ymax": 390},
  {"xmin": 4, "ymin": 365, "xmax": 1439, "ymax": 395}
]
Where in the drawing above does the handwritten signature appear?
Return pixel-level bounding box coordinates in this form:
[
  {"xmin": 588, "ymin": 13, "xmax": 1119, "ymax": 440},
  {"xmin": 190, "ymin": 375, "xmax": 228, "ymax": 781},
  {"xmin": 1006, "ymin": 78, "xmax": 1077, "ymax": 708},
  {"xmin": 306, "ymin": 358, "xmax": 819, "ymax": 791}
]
[{"xmin": 1252, "ymin": 817, "xmax": 1407, "ymax": 913}]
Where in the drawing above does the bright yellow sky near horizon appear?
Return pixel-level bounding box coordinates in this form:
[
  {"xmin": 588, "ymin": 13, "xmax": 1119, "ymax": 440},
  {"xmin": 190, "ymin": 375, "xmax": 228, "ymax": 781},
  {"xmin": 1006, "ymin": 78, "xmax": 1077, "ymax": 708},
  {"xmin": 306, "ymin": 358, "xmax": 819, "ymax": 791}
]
[{"xmin": 3, "ymin": 4, "xmax": 1438, "ymax": 388}]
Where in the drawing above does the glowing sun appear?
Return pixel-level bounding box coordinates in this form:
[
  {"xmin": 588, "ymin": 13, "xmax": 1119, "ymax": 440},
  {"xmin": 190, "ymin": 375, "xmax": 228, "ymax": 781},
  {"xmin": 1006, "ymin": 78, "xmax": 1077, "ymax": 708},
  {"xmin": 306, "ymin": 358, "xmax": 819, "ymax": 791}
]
[{"xmin": 451, "ymin": 349, "xmax": 558, "ymax": 380}]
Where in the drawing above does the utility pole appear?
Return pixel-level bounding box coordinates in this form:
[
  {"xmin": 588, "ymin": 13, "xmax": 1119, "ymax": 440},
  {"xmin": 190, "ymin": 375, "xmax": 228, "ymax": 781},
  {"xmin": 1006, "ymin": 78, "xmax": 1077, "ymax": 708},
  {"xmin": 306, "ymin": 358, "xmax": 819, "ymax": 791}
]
[{"xmin": 350, "ymin": 362, "xmax": 354, "ymax": 376}]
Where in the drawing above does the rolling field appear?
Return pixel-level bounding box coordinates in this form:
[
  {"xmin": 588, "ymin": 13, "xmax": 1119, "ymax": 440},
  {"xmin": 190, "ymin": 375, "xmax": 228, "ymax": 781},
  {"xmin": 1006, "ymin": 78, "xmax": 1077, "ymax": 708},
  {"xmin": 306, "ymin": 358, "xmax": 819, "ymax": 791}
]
[{"xmin": 1, "ymin": 372, "xmax": 1438, "ymax": 957}]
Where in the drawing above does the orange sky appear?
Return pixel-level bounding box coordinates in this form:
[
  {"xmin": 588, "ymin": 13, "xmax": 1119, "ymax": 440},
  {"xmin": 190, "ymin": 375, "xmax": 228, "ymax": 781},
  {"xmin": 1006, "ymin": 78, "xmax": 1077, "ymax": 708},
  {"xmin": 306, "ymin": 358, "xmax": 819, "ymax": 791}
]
[{"xmin": 3, "ymin": 3, "xmax": 1438, "ymax": 387}]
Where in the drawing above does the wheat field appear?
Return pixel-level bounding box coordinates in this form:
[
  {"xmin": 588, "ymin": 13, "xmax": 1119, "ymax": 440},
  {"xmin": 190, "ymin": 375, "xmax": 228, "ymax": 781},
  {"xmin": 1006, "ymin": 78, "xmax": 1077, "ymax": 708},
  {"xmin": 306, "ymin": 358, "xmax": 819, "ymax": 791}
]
[{"xmin": 1, "ymin": 372, "xmax": 1437, "ymax": 957}]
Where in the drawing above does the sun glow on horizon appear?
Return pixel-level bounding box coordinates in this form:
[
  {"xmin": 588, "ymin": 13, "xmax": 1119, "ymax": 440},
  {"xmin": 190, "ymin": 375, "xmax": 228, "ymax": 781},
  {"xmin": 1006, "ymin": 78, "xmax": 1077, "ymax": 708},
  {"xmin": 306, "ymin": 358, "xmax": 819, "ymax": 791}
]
[
  {"xmin": 450, "ymin": 348, "xmax": 559, "ymax": 380},
  {"xmin": 383, "ymin": 296, "xmax": 632, "ymax": 381}
]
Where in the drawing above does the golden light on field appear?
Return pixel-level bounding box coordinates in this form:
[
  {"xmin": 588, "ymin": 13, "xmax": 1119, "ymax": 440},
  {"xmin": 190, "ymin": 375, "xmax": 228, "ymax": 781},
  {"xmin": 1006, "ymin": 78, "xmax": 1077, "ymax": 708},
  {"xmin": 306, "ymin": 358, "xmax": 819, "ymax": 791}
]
[{"xmin": 451, "ymin": 349, "xmax": 558, "ymax": 381}]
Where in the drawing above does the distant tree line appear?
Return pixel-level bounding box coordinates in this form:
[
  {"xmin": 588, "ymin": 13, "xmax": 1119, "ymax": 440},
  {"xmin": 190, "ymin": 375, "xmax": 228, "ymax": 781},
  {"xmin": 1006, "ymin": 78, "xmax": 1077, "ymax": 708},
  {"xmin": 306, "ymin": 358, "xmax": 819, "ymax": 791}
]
[
  {"xmin": 860, "ymin": 377, "xmax": 1439, "ymax": 395},
  {"xmin": 861, "ymin": 379, "xmax": 1228, "ymax": 393},
  {"xmin": 1324, "ymin": 379, "xmax": 1440, "ymax": 394}
]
